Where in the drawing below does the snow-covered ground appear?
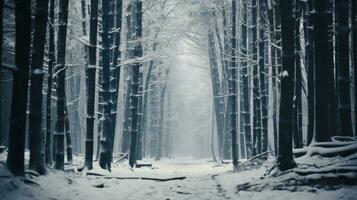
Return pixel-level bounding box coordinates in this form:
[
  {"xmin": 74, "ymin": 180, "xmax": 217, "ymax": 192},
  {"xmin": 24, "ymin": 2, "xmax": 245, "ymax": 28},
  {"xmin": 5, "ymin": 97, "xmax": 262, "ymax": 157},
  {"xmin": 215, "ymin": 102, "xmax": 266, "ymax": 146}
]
[{"xmin": 1, "ymin": 156, "xmax": 357, "ymax": 200}]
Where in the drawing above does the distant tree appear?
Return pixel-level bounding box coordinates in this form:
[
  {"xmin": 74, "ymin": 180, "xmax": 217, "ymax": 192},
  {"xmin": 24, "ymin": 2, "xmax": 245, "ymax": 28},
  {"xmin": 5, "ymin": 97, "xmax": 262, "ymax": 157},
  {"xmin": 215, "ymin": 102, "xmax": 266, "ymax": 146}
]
[
  {"xmin": 230, "ymin": 0, "xmax": 239, "ymax": 168},
  {"xmin": 64, "ymin": 96, "xmax": 73, "ymax": 163},
  {"xmin": 335, "ymin": 0, "xmax": 353, "ymax": 137},
  {"xmin": 85, "ymin": 0, "xmax": 99, "ymax": 170},
  {"xmin": 54, "ymin": 0, "xmax": 70, "ymax": 170},
  {"xmin": 28, "ymin": 0, "xmax": 50, "ymax": 175},
  {"xmin": 276, "ymin": 0, "xmax": 297, "ymax": 171}
]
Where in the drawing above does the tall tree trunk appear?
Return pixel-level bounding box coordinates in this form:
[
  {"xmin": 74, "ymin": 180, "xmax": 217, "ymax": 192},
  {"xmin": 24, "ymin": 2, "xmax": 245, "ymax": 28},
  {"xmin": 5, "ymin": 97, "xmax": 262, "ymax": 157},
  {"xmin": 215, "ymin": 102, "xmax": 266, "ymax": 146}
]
[
  {"xmin": 108, "ymin": 0, "xmax": 123, "ymax": 160},
  {"xmin": 241, "ymin": 0, "xmax": 252, "ymax": 158},
  {"xmin": 54, "ymin": 0, "xmax": 70, "ymax": 170},
  {"xmin": 45, "ymin": 0, "xmax": 55, "ymax": 167},
  {"xmin": 129, "ymin": 0, "xmax": 143, "ymax": 167},
  {"xmin": 352, "ymin": 0, "xmax": 357, "ymax": 136},
  {"xmin": 336, "ymin": 0, "xmax": 353, "ymax": 137},
  {"xmin": 306, "ymin": 0, "xmax": 315, "ymax": 145},
  {"xmin": 230, "ymin": 0, "xmax": 239, "ymax": 168},
  {"xmin": 6, "ymin": 0, "xmax": 32, "ymax": 176},
  {"xmin": 259, "ymin": 0, "xmax": 268, "ymax": 153},
  {"xmin": 85, "ymin": 0, "xmax": 98, "ymax": 170},
  {"xmin": 206, "ymin": 11, "xmax": 225, "ymax": 162},
  {"xmin": 313, "ymin": 0, "xmax": 333, "ymax": 142},
  {"xmin": 251, "ymin": 0, "xmax": 260, "ymax": 156},
  {"xmin": 99, "ymin": 0, "xmax": 113, "ymax": 170},
  {"xmin": 277, "ymin": 0, "xmax": 297, "ymax": 171},
  {"xmin": 28, "ymin": 0, "xmax": 50, "ymax": 175},
  {"xmin": 293, "ymin": 0, "xmax": 303, "ymax": 148}
]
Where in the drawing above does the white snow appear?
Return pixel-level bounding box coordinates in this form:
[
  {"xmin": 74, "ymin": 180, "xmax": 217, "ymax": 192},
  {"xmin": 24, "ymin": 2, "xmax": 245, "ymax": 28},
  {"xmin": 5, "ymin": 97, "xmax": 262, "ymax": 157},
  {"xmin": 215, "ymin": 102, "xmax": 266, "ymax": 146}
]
[{"xmin": 1, "ymin": 155, "xmax": 357, "ymax": 200}]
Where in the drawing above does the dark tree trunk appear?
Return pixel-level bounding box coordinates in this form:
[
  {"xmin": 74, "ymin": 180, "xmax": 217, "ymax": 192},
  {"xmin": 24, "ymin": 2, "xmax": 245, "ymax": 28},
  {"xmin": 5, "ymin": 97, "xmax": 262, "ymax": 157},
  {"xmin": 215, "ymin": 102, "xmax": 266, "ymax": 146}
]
[
  {"xmin": 28, "ymin": 0, "xmax": 50, "ymax": 175},
  {"xmin": 251, "ymin": 0, "xmax": 261, "ymax": 156},
  {"xmin": 85, "ymin": 0, "xmax": 98, "ymax": 170},
  {"xmin": 6, "ymin": 0, "xmax": 32, "ymax": 176},
  {"xmin": 108, "ymin": 0, "xmax": 123, "ymax": 160},
  {"xmin": 306, "ymin": 0, "xmax": 315, "ymax": 145},
  {"xmin": 54, "ymin": 0, "xmax": 70, "ymax": 170},
  {"xmin": 241, "ymin": 0, "xmax": 252, "ymax": 158},
  {"xmin": 293, "ymin": 0, "xmax": 303, "ymax": 148},
  {"xmin": 312, "ymin": 0, "xmax": 333, "ymax": 142},
  {"xmin": 230, "ymin": 0, "xmax": 239, "ymax": 168},
  {"xmin": 326, "ymin": 0, "xmax": 338, "ymax": 138},
  {"xmin": 259, "ymin": 0, "xmax": 268, "ymax": 153},
  {"xmin": 352, "ymin": 0, "xmax": 357, "ymax": 136},
  {"xmin": 129, "ymin": 0, "xmax": 143, "ymax": 168},
  {"xmin": 277, "ymin": 0, "xmax": 297, "ymax": 171},
  {"xmin": 99, "ymin": 0, "xmax": 113, "ymax": 170},
  {"xmin": 45, "ymin": 0, "xmax": 55, "ymax": 167},
  {"xmin": 336, "ymin": 0, "xmax": 353, "ymax": 137}
]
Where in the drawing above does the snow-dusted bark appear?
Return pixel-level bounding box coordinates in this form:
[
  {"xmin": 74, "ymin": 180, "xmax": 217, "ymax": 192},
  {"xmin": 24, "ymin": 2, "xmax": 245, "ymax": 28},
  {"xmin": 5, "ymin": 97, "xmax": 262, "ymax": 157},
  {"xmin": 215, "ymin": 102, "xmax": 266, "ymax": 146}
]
[
  {"xmin": 85, "ymin": 0, "xmax": 99, "ymax": 170},
  {"xmin": 54, "ymin": 0, "xmax": 70, "ymax": 170},
  {"xmin": 99, "ymin": 0, "xmax": 114, "ymax": 170},
  {"xmin": 277, "ymin": 0, "xmax": 297, "ymax": 171},
  {"xmin": 28, "ymin": 0, "xmax": 50, "ymax": 175}
]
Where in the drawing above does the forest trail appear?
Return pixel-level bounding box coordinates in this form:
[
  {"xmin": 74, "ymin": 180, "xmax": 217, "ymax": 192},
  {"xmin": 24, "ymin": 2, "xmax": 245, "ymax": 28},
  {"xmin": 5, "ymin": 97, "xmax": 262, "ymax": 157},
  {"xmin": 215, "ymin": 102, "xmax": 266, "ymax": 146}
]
[{"xmin": 13, "ymin": 158, "xmax": 233, "ymax": 200}]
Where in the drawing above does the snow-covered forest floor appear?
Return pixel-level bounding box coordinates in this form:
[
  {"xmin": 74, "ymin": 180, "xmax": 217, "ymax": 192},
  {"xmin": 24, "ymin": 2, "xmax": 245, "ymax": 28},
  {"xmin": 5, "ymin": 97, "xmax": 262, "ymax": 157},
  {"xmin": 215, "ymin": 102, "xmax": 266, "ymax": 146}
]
[{"xmin": 1, "ymin": 152, "xmax": 357, "ymax": 200}]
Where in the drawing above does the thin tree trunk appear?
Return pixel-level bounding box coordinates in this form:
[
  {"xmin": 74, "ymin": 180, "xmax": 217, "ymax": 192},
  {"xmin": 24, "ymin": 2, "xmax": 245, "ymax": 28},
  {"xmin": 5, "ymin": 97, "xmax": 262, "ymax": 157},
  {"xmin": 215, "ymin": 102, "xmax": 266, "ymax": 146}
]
[
  {"xmin": 54, "ymin": 0, "xmax": 70, "ymax": 170},
  {"xmin": 277, "ymin": 0, "xmax": 297, "ymax": 171},
  {"xmin": 108, "ymin": 0, "xmax": 123, "ymax": 160},
  {"xmin": 45, "ymin": 0, "xmax": 55, "ymax": 167},
  {"xmin": 306, "ymin": 0, "xmax": 314, "ymax": 145},
  {"xmin": 28, "ymin": 0, "xmax": 50, "ymax": 175},
  {"xmin": 64, "ymin": 94, "xmax": 72, "ymax": 163},
  {"xmin": 6, "ymin": 0, "xmax": 32, "ymax": 176},
  {"xmin": 129, "ymin": 0, "xmax": 143, "ymax": 167},
  {"xmin": 352, "ymin": 0, "xmax": 357, "ymax": 136},
  {"xmin": 85, "ymin": 0, "xmax": 98, "ymax": 170},
  {"xmin": 230, "ymin": 0, "xmax": 239, "ymax": 168}
]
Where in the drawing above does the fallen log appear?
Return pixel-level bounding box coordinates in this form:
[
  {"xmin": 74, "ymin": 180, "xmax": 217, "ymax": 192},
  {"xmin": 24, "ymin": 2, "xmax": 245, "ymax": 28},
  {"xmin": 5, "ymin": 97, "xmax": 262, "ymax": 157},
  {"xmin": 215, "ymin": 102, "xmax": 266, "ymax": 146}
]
[
  {"xmin": 86, "ymin": 172, "xmax": 186, "ymax": 182},
  {"xmin": 294, "ymin": 142, "xmax": 357, "ymax": 158}
]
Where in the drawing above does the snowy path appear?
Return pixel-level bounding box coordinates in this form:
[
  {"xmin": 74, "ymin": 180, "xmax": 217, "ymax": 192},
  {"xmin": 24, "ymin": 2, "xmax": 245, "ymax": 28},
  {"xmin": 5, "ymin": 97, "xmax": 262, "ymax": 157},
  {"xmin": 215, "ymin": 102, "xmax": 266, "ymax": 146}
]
[{"xmin": 2, "ymin": 157, "xmax": 357, "ymax": 200}]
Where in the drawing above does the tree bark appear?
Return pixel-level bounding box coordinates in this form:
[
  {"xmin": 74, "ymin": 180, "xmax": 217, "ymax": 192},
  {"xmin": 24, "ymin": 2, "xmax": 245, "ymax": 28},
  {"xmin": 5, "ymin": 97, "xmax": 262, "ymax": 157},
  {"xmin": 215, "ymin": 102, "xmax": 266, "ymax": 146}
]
[
  {"xmin": 6, "ymin": 0, "xmax": 32, "ymax": 176},
  {"xmin": 28, "ymin": 0, "xmax": 50, "ymax": 175},
  {"xmin": 99, "ymin": 0, "xmax": 113, "ymax": 170},
  {"xmin": 129, "ymin": 0, "xmax": 143, "ymax": 167},
  {"xmin": 336, "ymin": 0, "xmax": 353, "ymax": 137},
  {"xmin": 85, "ymin": 0, "xmax": 98, "ymax": 170},
  {"xmin": 230, "ymin": 0, "xmax": 239, "ymax": 168},
  {"xmin": 277, "ymin": 0, "xmax": 297, "ymax": 171},
  {"xmin": 54, "ymin": 0, "xmax": 70, "ymax": 170}
]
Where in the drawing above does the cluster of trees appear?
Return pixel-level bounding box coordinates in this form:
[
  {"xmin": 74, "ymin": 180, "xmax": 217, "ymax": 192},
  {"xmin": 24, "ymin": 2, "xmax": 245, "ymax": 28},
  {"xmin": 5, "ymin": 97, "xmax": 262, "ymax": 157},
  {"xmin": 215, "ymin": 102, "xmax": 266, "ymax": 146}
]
[
  {"xmin": 0, "ymin": 0, "xmax": 356, "ymax": 177},
  {"xmin": 199, "ymin": 0, "xmax": 356, "ymax": 170},
  {"xmin": 0, "ymin": 0, "xmax": 181, "ymax": 176}
]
